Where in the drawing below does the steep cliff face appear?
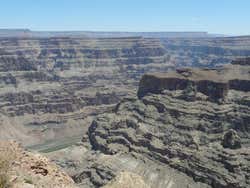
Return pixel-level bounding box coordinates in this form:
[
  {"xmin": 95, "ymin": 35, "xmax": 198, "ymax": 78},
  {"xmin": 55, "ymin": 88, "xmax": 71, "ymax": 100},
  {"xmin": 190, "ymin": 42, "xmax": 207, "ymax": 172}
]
[
  {"xmin": 87, "ymin": 59, "xmax": 250, "ymax": 188},
  {"xmin": 0, "ymin": 37, "xmax": 167, "ymax": 147},
  {"xmin": 1, "ymin": 36, "xmax": 250, "ymax": 148},
  {"xmin": 138, "ymin": 63, "xmax": 250, "ymax": 102}
]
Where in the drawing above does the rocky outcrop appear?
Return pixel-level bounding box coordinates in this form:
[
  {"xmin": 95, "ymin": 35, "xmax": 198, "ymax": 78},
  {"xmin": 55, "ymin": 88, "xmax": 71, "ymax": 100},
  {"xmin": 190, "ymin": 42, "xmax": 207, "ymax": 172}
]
[
  {"xmin": 73, "ymin": 163, "xmax": 116, "ymax": 187},
  {"xmin": 0, "ymin": 141, "xmax": 77, "ymax": 188},
  {"xmin": 222, "ymin": 129, "xmax": 241, "ymax": 149},
  {"xmin": 88, "ymin": 59, "xmax": 250, "ymax": 188},
  {"xmin": 138, "ymin": 63, "xmax": 250, "ymax": 102},
  {"xmin": 137, "ymin": 71, "xmax": 229, "ymax": 102}
]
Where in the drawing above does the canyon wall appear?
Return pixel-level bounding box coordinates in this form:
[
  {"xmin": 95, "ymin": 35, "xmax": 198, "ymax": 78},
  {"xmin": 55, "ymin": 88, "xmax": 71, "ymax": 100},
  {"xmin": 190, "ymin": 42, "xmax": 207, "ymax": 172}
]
[
  {"xmin": 86, "ymin": 59, "xmax": 250, "ymax": 188},
  {"xmin": 0, "ymin": 36, "xmax": 250, "ymax": 148}
]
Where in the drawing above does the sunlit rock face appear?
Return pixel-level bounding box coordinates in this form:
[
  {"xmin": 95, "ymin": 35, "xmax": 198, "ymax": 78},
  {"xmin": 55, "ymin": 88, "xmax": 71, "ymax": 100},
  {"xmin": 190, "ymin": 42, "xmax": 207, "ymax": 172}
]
[
  {"xmin": 87, "ymin": 59, "xmax": 250, "ymax": 188},
  {"xmin": 1, "ymin": 36, "xmax": 250, "ymax": 147},
  {"xmin": 0, "ymin": 37, "xmax": 168, "ymax": 146},
  {"xmin": 138, "ymin": 60, "xmax": 250, "ymax": 102}
]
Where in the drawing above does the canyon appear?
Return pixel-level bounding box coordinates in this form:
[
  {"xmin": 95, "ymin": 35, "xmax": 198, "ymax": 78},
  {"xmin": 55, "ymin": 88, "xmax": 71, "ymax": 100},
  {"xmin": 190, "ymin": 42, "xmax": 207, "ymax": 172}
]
[
  {"xmin": 0, "ymin": 34, "xmax": 249, "ymax": 187},
  {"xmin": 0, "ymin": 36, "xmax": 250, "ymax": 148},
  {"xmin": 74, "ymin": 58, "xmax": 250, "ymax": 187}
]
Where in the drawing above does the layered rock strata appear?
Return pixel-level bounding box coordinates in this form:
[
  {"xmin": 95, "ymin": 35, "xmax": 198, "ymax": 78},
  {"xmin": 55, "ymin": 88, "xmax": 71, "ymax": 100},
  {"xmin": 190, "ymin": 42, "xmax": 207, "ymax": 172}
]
[
  {"xmin": 0, "ymin": 37, "xmax": 166, "ymax": 147},
  {"xmin": 87, "ymin": 59, "xmax": 250, "ymax": 188},
  {"xmin": 1, "ymin": 36, "xmax": 250, "ymax": 148},
  {"xmin": 138, "ymin": 62, "xmax": 250, "ymax": 102}
]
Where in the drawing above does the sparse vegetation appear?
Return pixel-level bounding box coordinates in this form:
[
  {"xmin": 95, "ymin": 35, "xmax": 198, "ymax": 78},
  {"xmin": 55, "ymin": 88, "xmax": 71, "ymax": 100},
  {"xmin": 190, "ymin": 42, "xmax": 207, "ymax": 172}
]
[{"xmin": 0, "ymin": 144, "xmax": 15, "ymax": 188}]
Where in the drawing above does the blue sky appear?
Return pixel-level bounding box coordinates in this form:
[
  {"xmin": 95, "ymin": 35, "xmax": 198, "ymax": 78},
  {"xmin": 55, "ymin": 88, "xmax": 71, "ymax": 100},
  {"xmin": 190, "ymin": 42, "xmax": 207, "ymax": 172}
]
[{"xmin": 0, "ymin": 0, "xmax": 249, "ymax": 35}]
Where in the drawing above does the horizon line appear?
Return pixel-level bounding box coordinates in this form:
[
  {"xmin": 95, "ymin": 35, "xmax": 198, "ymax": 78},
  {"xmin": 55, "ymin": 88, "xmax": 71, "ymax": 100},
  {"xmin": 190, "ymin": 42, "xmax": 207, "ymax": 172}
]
[{"xmin": 1, "ymin": 28, "xmax": 250, "ymax": 37}]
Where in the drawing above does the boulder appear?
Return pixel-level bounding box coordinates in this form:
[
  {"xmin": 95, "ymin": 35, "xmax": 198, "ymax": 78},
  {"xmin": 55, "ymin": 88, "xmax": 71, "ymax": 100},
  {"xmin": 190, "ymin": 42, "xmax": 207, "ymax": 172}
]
[{"xmin": 222, "ymin": 129, "xmax": 241, "ymax": 149}]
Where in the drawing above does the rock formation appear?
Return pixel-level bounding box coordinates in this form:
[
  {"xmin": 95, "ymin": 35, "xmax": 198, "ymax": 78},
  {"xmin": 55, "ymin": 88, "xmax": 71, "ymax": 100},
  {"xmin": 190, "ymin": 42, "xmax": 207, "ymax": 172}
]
[
  {"xmin": 0, "ymin": 141, "xmax": 77, "ymax": 188},
  {"xmin": 0, "ymin": 37, "xmax": 167, "ymax": 148},
  {"xmin": 0, "ymin": 36, "xmax": 250, "ymax": 149},
  {"xmin": 138, "ymin": 62, "xmax": 250, "ymax": 102},
  {"xmin": 222, "ymin": 129, "xmax": 242, "ymax": 149},
  {"xmin": 86, "ymin": 58, "xmax": 250, "ymax": 188}
]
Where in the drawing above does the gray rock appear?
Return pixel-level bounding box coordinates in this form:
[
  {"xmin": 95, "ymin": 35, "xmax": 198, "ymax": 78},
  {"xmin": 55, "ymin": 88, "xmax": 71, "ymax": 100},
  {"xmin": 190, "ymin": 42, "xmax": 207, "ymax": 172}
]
[
  {"xmin": 88, "ymin": 61, "xmax": 250, "ymax": 188},
  {"xmin": 222, "ymin": 129, "xmax": 241, "ymax": 149}
]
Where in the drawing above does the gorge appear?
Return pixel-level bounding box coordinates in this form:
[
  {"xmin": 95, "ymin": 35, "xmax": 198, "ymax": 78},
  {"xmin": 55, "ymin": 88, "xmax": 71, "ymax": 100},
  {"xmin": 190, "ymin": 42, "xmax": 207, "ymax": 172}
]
[{"xmin": 0, "ymin": 35, "xmax": 249, "ymax": 188}]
